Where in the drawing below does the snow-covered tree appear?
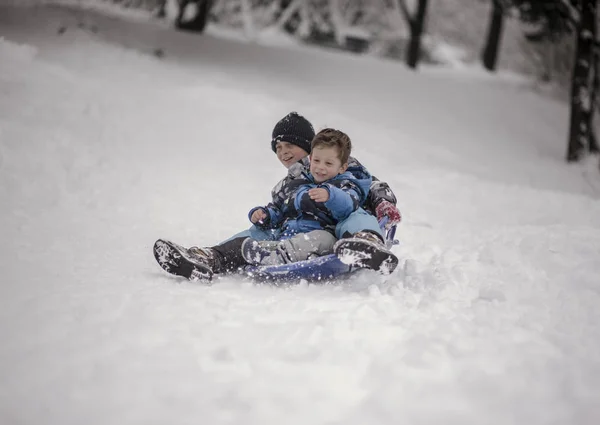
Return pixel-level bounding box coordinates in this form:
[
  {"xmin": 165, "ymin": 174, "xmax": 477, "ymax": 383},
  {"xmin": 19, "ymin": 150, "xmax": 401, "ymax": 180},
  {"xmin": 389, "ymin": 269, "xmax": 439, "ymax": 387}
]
[{"xmin": 206, "ymin": 1, "xmax": 407, "ymax": 54}]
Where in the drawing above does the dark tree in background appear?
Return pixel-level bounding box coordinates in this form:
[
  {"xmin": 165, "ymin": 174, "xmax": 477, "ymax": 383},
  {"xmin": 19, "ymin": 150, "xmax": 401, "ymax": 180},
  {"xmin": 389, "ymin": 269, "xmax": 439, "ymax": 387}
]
[
  {"xmin": 566, "ymin": 0, "xmax": 598, "ymax": 161},
  {"xmin": 489, "ymin": 0, "xmax": 599, "ymax": 164},
  {"xmin": 176, "ymin": 0, "xmax": 214, "ymax": 32},
  {"xmin": 481, "ymin": 0, "xmax": 505, "ymax": 71},
  {"xmin": 155, "ymin": 0, "xmax": 213, "ymax": 32},
  {"xmin": 398, "ymin": 0, "xmax": 430, "ymax": 69}
]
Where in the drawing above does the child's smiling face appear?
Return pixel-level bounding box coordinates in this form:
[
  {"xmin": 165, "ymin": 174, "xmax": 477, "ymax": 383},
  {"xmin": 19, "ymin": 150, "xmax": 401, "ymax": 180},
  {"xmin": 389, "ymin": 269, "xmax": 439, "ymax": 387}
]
[
  {"xmin": 275, "ymin": 141, "xmax": 309, "ymax": 168},
  {"xmin": 310, "ymin": 146, "xmax": 348, "ymax": 183}
]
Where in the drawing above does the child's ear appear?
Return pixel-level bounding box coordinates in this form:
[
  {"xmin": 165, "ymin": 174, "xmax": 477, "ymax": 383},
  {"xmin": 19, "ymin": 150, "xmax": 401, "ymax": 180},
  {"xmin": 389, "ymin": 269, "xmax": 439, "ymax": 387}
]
[{"xmin": 340, "ymin": 162, "xmax": 348, "ymax": 173}]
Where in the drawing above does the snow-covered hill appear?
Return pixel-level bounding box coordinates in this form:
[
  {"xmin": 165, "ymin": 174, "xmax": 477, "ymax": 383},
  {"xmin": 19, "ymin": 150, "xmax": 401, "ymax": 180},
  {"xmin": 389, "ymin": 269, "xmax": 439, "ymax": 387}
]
[{"xmin": 1, "ymin": 3, "xmax": 599, "ymax": 425}]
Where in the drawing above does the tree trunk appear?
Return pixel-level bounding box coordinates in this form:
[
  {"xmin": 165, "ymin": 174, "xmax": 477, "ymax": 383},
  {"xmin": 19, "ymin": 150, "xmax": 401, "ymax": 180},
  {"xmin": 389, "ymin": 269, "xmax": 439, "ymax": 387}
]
[
  {"xmin": 406, "ymin": 0, "xmax": 429, "ymax": 69},
  {"xmin": 567, "ymin": 0, "xmax": 597, "ymax": 162},
  {"xmin": 240, "ymin": 0, "xmax": 255, "ymax": 39},
  {"xmin": 176, "ymin": 0, "xmax": 212, "ymax": 33},
  {"xmin": 589, "ymin": 10, "xmax": 599, "ymax": 153},
  {"xmin": 589, "ymin": 52, "xmax": 600, "ymax": 154},
  {"xmin": 156, "ymin": 0, "xmax": 166, "ymax": 18},
  {"xmin": 329, "ymin": 0, "xmax": 344, "ymax": 46},
  {"xmin": 481, "ymin": 1, "xmax": 505, "ymax": 72}
]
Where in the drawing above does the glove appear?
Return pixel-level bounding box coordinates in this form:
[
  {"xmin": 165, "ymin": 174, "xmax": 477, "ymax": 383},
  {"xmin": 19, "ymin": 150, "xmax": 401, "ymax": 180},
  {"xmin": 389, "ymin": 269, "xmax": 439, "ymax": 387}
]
[
  {"xmin": 248, "ymin": 207, "xmax": 270, "ymax": 227},
  {"xmin": 375, "ymin": 200, "xmax": 401, "ymax": 228}
]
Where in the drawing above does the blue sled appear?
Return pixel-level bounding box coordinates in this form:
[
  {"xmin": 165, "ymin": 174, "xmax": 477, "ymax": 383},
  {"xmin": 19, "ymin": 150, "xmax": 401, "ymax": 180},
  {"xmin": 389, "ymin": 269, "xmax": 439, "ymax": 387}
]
[{"xmin": 243, "ymin": 219, "xmax": 398, "ymax": 283}]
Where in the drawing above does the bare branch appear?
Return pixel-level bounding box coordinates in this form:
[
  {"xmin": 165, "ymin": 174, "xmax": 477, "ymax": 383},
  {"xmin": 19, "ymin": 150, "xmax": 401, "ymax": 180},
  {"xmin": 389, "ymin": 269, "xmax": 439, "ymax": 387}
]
[
  {"xmin": 558, "ymin": 0, "xmax": 581, "ymax": 24},
  {"xmin": 274, "ymin": 0, "xmax": 303, "ymax": 29},
  {"xmin": 396, "ymin": 0, "xmax": 413, "ymax": 26}
]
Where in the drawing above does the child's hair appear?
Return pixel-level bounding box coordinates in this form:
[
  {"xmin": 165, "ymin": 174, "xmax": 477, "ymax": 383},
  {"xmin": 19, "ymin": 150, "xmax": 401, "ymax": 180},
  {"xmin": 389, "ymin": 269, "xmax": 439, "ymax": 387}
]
[{"xmin": 311, "ymin": 128, "xmax": 352, "ymax": 164}]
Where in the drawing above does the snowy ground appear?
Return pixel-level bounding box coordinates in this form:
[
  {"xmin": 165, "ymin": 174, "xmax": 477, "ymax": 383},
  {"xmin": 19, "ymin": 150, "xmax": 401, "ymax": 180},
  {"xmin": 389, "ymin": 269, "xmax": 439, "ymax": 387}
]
[{"xmin": 1, "ymin": 2, "xmax": 600, "ymax": 425}]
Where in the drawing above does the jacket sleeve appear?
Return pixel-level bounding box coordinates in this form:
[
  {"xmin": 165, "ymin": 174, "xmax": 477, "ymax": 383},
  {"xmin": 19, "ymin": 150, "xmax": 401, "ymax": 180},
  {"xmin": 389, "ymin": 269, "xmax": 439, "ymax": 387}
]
[
  {"xmin": 249, "ymin": 174, "xmax": 295, "ymax": 229},
  {"xmin": 321, "ymin": 182, "xmax": 361, "ymax": 221},
  {"xmin": 365, "ymin": 177, "xmax": 398, "ymax": 211}
]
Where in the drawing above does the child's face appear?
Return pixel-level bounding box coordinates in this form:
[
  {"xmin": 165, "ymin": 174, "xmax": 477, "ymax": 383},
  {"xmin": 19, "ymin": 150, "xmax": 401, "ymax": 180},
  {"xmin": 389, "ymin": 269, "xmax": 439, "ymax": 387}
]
[
  {"xmin": 310, "ymin": 146, "xmax": 348, "ymax": 183},
  {"xmin": 276, "ymin": 141, "xmax": 309, "ymax": 169}
]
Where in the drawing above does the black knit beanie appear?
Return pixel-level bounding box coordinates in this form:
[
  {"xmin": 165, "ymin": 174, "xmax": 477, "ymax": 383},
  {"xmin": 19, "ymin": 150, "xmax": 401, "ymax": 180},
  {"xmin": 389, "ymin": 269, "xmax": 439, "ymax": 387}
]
[{"xmin": 271, "ymin": 112, "xmax": 315, "ymax": 154}]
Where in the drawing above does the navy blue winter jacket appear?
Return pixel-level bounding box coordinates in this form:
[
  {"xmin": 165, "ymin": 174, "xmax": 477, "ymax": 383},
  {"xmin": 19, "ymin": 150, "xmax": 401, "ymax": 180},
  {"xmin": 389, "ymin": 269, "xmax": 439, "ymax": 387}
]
[{"xmin": 268, "ymin": 157, "xmax": 396, "ymax": 217}]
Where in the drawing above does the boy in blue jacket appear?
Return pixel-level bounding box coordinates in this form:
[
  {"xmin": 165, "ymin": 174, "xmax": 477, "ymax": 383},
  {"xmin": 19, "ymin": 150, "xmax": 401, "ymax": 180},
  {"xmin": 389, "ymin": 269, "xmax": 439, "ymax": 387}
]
[{"xmin": 242, "ymin": 128, "xmax": 370, "ymax": 266}]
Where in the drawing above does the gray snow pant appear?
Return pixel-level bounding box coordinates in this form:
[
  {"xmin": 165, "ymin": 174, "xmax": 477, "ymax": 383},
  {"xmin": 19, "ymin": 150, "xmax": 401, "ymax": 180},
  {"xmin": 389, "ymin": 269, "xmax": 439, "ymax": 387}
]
[
  {"xmin": 274, "ymin": 230, "xmax": 337, "ymax": 263},
  {"xmin": 211, "ymin": 230, "xmax": 337, "ymax": 272}
]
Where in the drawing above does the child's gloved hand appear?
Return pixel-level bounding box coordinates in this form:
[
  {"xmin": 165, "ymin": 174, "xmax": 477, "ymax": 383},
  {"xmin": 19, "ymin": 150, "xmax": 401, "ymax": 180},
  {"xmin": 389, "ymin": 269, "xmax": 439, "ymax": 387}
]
[
  {"xmin": 251, "ymin": 208, "xmax": 268, "ymax": 224},
  {"xmin": 308, "ymin": 188, "xmax": 329, "ymax": 203},
  {"xmin": 376, "ymin": 200, "xmax": 401, "ymax": 228}
]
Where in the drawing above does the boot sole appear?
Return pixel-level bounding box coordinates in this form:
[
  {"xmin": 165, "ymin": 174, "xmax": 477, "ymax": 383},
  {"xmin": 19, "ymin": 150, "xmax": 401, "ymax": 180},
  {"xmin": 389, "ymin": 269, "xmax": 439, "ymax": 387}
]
[
  {"xmin": 334, "ymin": 238, "xmax": 399, "ymax": 275},
  {"xmin": 153, "ymin": 239, "xmax": 213, "ymax": 282}
]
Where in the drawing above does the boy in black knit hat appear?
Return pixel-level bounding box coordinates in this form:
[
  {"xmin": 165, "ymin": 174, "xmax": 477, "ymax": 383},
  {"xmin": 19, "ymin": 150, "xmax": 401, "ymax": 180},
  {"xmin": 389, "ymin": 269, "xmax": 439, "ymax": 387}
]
[
  {"xmin": 270, "ymin": 111, "xmax": 314, "ymax": 166},
  {"xmin": 156, "ymin": 112, "xmax": 401, "ymax": 279}
]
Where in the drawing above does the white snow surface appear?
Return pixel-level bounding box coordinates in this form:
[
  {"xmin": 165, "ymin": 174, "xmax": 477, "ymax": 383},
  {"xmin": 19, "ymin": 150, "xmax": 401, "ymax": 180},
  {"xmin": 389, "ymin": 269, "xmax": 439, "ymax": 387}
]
[{"xmin": 1, "ymin": 2, "xmax": 600, "ymax": 425}]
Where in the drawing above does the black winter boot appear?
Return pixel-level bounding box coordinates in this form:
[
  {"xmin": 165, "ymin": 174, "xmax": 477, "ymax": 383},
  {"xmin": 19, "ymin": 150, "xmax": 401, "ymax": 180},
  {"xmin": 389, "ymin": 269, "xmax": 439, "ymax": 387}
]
[
  {"xmin": 333, "ymin": 231, "xmax": 398, "ymax": 274},
  {"xmin": 154, "ymin": 239, "xmax": 214, "ymax": 282}
]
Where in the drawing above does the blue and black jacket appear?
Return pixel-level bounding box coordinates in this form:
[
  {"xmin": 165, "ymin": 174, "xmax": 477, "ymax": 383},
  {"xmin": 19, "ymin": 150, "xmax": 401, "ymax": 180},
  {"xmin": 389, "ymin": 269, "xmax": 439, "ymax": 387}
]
[
  {"xmin": 266, "ymin": 156, "xmax": 397, "ymax": 217},
  {"xmin": 249, "ymin": 167, "xmax": 372, "ymax": 237}
]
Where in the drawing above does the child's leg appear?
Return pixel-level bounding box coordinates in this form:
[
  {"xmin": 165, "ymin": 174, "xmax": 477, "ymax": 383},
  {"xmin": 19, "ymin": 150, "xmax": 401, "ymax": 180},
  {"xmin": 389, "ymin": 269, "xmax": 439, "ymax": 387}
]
[
  {"xmin": 242, "ymin": 230, "xmax": 336, "ymax": 266},
  {"xmin": 279, "ymin": 230, "xmax": 337, "ymax": 262},
  {"xmin": 210, "ymin": 237, "xmax": 250, "ymax": 273},
  {"xmin": 335, "ymin": 208, "xmax": 383, "ymax": 240},
  {"xmin": 188, "ymin": 229, "xmax": 279, "ymax": 274}
]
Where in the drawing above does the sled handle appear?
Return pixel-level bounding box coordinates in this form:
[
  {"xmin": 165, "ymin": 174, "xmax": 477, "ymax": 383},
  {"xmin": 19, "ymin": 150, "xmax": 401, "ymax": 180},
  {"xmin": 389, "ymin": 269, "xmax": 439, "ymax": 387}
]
[{"xmin": 378, "ymin": 217, "xmax": 399, "ymax": 248}]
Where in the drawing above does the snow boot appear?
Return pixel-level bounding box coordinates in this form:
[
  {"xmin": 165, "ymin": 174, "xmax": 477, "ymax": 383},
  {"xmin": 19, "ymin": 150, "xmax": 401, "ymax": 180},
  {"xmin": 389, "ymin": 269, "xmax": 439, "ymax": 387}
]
[
  {"xmin": 333, "ymin": 231, "xmax": 399, "ymax": 274},
  {"xmin": 153, "ymin": 239, "xmax": 214, "ymax": 282},
  {"xmin": 188, "ymin": 246, "xmax": 219, "ymax": 269}
]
